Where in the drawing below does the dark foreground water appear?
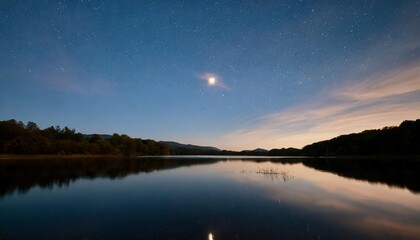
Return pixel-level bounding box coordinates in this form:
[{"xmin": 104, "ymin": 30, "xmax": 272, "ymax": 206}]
[{"xmin": 1, "ymin": 156, "xmax": 420, "ymax": 240}]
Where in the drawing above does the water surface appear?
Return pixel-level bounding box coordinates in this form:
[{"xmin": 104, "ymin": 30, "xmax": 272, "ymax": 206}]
[{"xmin": 1, "ymin": 156, "xmax": 419, "ymax": 239}]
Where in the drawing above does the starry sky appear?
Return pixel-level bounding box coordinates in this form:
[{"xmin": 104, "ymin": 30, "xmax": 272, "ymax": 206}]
[{"xmin": 1, "ymin": 0, "xmax": 419, "ymax": 150}]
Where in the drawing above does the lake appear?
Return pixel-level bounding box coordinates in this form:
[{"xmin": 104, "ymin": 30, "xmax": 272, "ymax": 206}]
[{"xmin": 1, "ymin": 156, "xmax": 420, "ymax": 239}]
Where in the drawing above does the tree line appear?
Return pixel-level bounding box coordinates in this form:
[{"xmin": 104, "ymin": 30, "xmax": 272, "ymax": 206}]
[
  {"xmin": 302, "ymin": 119, "xmax": 420, "ymax": 156},
  {"xmin": 0, "ymin": 119, "xmax": 173, "ymax": 156},
  {"xmin": 1, "ymin": 119, "xmax": 419, "ymax": 157},
  {"xmin": 170, "ymin": 119, "xmax": 420, "ymax": 157}
]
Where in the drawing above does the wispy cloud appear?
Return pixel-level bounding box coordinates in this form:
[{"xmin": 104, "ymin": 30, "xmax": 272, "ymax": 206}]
[
  {"xmin": 337, "ymin": 64, "xmax": 420, "ymax": 101},
  {"xmin": 217, "ymin": 62, "xmax": 420, "ymax": 150}
]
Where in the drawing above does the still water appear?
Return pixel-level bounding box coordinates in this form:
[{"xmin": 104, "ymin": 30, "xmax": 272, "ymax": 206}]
[{"xmin": 1, "ymin": 156, "xmax": 420, "ymax": 239}]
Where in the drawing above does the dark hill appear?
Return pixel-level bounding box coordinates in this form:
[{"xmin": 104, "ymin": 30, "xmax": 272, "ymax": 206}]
[
  {"xmin": 302, "ymin": 119, "xmax": 420, "ymax": 156},
  {"xmin": 269, "ymin": 148, "xmax": 303, "ymax": 156},
  {"xmin": 163, "ymin": 141, "xmax": 222, "ymax": 155}
]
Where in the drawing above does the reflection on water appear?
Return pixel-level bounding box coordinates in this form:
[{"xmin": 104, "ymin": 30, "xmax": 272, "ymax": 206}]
[
  {"xmin": 1, "ymin": 156, "xmax": 420, "ymax": 239},
  {"xmin": 256, "ymin": 167, "xmax": 295, "ymax": 182},
  {"xmin": 0, "ymin": 157, "xmax": 220, "ymax": 196},
  {"xmin": 302, "ymin": 157, "xmax": 420, "ymax": 193}
]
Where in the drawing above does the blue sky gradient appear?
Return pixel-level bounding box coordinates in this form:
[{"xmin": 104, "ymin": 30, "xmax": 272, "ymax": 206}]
[{"xmin": 1, "ymin": 0, "xmax": 419, "ymax": 150}]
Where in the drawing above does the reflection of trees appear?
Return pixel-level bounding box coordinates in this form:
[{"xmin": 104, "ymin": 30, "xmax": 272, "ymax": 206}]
[
  {"xmin": 2, "ymin": 157, "xmax": 300, "ymax": 197},
  {"xmin": 239, "ymin": 158, "xmax": 420, "ymax": 193},
  {"xmin": 0, "ymin": 157, "xmax": 219, "ymax": 197},
  {"xmin": 302, "ymin": 158, "xmax": 420, "ymax": 194},
  {"xmin": 1, "ymin": 157, "xmax": 419, "ymax": 197}
]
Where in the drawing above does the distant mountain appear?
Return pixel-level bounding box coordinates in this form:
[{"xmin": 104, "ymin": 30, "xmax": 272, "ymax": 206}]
[
  {"xmin": 163, "ymin": 141, "xmax": 222, "ymax": 155},
  {"xmin": 238, "ymin": 148, "xmax": 269, "ymax": 156},
  {"xmin": 253, "ymin": 148, "xmax": 269, "ymax": 152},
  {"xmin": 163, "ymin": 141, "xmax": 221, "ymax": 151},
  {"xmin": 269, "ymin": 148, "xmax": 303, "ymax": 156},
  {"xmin": 164, "ymin": 142, "xmax": 275, "ymax": 156}
]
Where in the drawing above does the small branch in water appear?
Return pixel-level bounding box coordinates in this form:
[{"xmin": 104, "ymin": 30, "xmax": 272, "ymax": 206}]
[{"xmin": 256, "ymin": 167, "xmax": 294, "ymax": 182}]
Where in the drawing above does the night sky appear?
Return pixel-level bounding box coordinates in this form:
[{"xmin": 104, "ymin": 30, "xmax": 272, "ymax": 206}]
[{"xmin": 1, "ymin": 0, "xmax": 419, "ymax": 150}]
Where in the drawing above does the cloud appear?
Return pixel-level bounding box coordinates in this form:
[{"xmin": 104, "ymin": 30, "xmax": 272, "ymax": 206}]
[
  {"xmin": 218, "ymin": 62, "xmax": 420, "ymax": 150},
  {"xmin": 337, "ymin": 63, "xmax": 420, "ymax": 101}
]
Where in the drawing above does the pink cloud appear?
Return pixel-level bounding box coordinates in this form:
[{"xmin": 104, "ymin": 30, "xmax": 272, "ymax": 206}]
[{"xmin": 216, "ymin": 62, "xmax": 420, "ymax": 150}]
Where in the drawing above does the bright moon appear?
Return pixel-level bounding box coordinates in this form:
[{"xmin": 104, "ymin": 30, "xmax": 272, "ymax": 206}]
[{"xmin": 208, "ymin": 77, "xmax": 216, "ymax": 85}]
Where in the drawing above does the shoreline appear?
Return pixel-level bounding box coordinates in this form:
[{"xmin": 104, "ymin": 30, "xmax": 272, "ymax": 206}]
[
  {"xmin": 0, "ymin": 154, "xmax": 126, "ymax": 160},
  {"xmin": 1, "ymin": 154, "xmax": 419, "ymax": 161}
]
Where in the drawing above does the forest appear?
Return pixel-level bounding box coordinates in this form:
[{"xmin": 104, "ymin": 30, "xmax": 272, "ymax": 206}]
[
  {"xmin": 0, "ymin": 119, "xmax": 173, "ymax": 156},
  {"xmin": 302, "ymin": 119, "xmax": 420, "ymax": 156},
  {"xmin": 1, "ymin": 119, "xmax": 419, "ymax": 156}
]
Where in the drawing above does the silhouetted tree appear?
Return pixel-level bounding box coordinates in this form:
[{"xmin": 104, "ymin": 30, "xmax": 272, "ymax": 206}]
[
  {"xmin": 0, "ymin": 119, "xmax": 174, "ymax": 156},
  {"xmin": 302, "ymin": 119, "xmax": 420, "ymax": 156}
]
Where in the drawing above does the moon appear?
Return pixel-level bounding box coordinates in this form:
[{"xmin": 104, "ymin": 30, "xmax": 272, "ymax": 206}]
[
  {"xmin": 208, "ymin": 77, "xmax": 216, "ymax": 85},
  {"xmin": 199, "ymin": 73, "xmax": 228, "ymax": 89}
]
